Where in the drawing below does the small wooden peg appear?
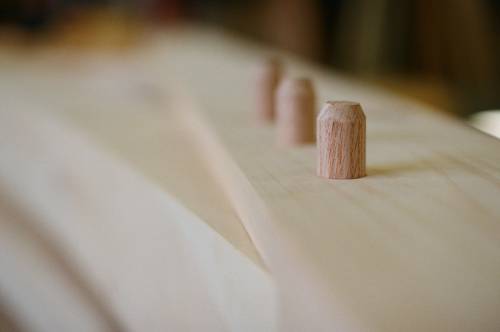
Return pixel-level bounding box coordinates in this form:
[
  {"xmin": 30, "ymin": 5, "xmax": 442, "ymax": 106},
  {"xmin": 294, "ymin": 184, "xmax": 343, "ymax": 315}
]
[
  {"xmin": 255, "ymin": 58, "xmax": 283, "ymax": 122},
  {"xmin": 317, "ymin": 101, "xmax": 366, "ymax": 179},
  {"xmin": 275, "ymin": 78, "xmax": 315, "ymax": 146}
]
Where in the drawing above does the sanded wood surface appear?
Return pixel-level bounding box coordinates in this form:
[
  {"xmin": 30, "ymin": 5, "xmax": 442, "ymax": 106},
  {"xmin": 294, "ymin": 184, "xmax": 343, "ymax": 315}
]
[
  {"xmin": 143, "ymin": 27, "xmax": 500, "ymax": 332},
  {"xmin": 0, "ymin": 53, "xmax": 263, "ymax": 269},
  {"xmin": 1, "ymin": 26, "xmax": 500, "ymax": 331},
  {"xmin": 0, "ymin": 109, "xmax": 276, "ymax": 331}
]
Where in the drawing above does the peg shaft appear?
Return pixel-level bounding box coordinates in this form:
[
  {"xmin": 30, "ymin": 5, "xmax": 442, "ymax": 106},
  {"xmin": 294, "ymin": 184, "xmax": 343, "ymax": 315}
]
[
  {"xmin": 276, "ymin": 78, "xmax": 315, "ymax": 146},
  {"xmin": 255, "ymin": 58, "xmax": 283, "ymax": 122},
  {"xmin": 317, "ymin": 101, "xmax": 366, "ymax": 179}
]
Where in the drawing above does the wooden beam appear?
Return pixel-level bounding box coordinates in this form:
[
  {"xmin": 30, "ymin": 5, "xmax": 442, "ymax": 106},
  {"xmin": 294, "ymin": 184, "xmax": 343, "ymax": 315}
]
[
  {"xmin": 151, "ymin": 28, "xmax": 500, "ymax": 331},
  {"xmin": 0, "ymin": 109, "xmax": 276, "ymax": 331}
]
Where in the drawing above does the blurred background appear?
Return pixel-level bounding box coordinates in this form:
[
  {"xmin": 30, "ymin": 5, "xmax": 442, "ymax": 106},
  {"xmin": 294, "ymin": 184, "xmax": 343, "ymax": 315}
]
[{"xmin": 1, "ymin": 0, "xmax": 499, "ymax": 133}]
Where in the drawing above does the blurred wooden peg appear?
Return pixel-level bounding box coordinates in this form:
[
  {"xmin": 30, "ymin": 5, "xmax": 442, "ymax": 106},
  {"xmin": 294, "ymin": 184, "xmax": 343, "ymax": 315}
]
[
  {"xmin": 317, "ymin": 101, "xmax": 366, "ymax": 179},
  {"xmin": 255, "ymin": 58, "xmax": 283, "ymax": 122},
  {"xmin": 276, "ymin": 78, "xmax": 315, "ymax": 146}
]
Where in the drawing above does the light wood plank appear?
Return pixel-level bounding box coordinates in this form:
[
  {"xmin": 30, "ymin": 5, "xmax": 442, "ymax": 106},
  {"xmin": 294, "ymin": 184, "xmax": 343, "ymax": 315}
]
[
  {"xmin": 147, "ymin": 28, "xmax": 500, "ymax": 332},
  {"xmin": 0, "ymin": 51, "xmax": 264, "ymax": 269},
  {"xmin": 2, "ymin": 26, "xmax": 500, "ymax": 331},
  {"xmin": 0, "ymin": 109, "xmax": 276, "ymax": 331}
]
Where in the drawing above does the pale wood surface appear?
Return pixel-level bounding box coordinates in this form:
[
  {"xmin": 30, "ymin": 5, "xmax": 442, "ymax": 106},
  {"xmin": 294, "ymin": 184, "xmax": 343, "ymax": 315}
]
[
  {"xmin": 0, "ymin": 50, "xmax": 263, "ymax": 269},
  {"xmin": 0, "ymin": 109, "xmax": 276, "ymax": 331},
  {"xmin": 143, "ymin": 27, "xmax": 500, "ymax": 331},
  {"xmin": 1, "ymin": 26, "xmax": 500, "ymax": 331}
]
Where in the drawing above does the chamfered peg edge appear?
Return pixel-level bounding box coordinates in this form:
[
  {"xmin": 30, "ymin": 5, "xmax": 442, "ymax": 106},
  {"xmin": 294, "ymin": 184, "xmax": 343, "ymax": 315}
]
[
  {"xmin": 275, "ymin": 77, "xmax": 315, "ymax": 146},
  {"xmin": 254, "ymin": 58, "xmax": 283, "ymax": 122},
  {"xmin": 317, "ymin": 101, "xmax": 366, "ymax": 179}
]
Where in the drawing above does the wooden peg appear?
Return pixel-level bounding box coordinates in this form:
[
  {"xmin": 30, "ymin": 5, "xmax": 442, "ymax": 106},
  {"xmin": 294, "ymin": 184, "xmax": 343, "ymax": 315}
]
[
  {"xmin": 317, "ymin": 101, "xmax": 366, "ymax": 179},
  {"xmin": 255, "ymin": 58, "xmax": 283, "ymax": 122},
  {"xmin": 275, "ymin": 78, "xmax": 315, "ymax": 146}
]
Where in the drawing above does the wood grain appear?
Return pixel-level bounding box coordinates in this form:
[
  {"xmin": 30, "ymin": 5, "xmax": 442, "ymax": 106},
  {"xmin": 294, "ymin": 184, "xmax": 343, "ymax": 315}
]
[
  {"xmin": 2, "ymin": 26, "xmax": 500, "ymax": 332},
  {"xmin": 0, "ymin": 50, "xmax": 264, "ymax": 269},
  {"xmin": 317, "ymin": 101, "xmax": 366, "ymax": 179},
  {"xmin": 147, "ymin": 27, "xmax": 500, "ymax": 332},
  {"xmin": 0, "ymin": 109, "xmax": 276, "ymax": 331}
]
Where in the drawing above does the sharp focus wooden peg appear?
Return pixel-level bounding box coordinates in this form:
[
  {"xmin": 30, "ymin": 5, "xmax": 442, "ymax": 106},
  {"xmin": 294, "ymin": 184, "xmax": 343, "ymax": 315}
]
[
  {"xmin": 276, "ymin": 78, "xmax": 315, "ymax": 146},
  {"xmin": 317, "ymin": 101, "xmax": 366, "ymax": 179},
  {"xmin": 255, "ymin": 58, "xmax": 283, "ymax": 122}
]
